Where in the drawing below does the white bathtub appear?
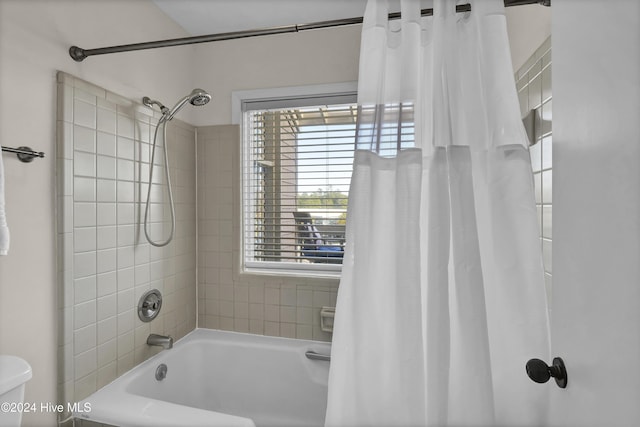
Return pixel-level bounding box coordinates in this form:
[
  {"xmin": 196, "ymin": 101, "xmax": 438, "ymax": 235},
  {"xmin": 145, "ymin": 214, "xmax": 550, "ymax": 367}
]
[{"xmin": 75, "ymin": 329, "xmax": 331, "ymax": 427}]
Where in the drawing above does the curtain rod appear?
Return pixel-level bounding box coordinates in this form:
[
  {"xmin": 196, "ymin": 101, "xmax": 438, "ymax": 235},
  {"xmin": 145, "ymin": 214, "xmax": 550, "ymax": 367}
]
[{"xmin": 69, "ymin": 0, "xmax": 550, "ymax": 62}]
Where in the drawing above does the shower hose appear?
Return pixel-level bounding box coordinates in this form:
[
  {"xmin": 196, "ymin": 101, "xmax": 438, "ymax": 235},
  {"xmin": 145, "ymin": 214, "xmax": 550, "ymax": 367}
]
[{"xmin": 144, "ymin": 116, "xmax": 176, "ymax": 247}]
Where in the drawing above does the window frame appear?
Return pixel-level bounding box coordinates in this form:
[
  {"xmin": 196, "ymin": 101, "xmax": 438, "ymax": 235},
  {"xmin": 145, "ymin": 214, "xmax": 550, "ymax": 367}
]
[{"xmin": 232, "ymin": 83, "xmax": 358, "ymax": 278}]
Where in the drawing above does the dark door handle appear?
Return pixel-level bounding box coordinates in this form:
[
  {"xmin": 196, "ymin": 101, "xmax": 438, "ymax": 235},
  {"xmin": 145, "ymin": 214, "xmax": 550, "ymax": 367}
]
[{"xmin": 526, "ymin": 357, "xmax": 568, "ymax": 389}]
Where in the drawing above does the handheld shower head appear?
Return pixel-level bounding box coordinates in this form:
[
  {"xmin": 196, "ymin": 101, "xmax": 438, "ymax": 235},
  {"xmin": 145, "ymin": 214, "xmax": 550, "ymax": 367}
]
[
  {"xmin": 165, "ymin": 88, "xmax": 211, "ymax": 121},
  {"xmin": 188, "ymin": 88, "xmax": 212, "ymax": 107},
  {"xmin": 142, "ymin": 89, "xmax": 211, "ymax": 122}
]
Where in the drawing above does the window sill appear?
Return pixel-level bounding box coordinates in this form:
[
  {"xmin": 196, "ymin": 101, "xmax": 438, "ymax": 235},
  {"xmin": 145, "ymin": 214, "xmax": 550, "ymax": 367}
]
[{"xmin": 242, "ymin": 261, "xmax": 342, "ymax": 281}]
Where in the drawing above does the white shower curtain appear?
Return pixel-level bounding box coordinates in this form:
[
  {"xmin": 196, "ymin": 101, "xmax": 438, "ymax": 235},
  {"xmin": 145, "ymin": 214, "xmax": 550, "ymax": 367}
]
[{"xmin": 325, "ymin": 0, "xmax": 550, "ymax": 426}]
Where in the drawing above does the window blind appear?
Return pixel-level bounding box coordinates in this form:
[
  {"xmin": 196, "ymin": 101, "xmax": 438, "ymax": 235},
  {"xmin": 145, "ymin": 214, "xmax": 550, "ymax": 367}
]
[{"xmin": 242, "ymin": 96, "xmax": 359, "ymax": 274}]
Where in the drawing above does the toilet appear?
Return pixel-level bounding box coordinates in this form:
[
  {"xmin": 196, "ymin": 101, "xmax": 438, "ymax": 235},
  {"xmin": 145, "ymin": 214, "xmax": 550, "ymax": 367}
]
[{"xmin": 0, "ymin": 356, "xmax": 32, "ymax": 427}]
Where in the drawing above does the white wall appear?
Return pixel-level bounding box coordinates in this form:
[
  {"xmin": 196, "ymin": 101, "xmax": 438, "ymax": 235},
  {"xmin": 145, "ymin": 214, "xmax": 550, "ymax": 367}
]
[
  {"xmin": 550, "ymin": 0, "xmax": 640, "ymax": 425},
  {"xmin": 0, "ymin": 1, "xmax": 195, "ymax": 425},
  {"xmin": 188, "ymin": 5, "xmax": 547, "ymax": 127},
  {"xmin": 191, "ymin": 24, "xmax": 362, "ymax": 126},
  {"xmin": 505, "ymin": 4, "xmax": 552, "ymax": 72}
]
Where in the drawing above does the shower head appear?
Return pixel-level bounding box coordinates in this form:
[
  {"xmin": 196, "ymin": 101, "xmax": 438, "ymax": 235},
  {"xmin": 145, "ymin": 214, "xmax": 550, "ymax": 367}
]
[
  {"xmin": 188, "ymin": 88, "xmax": 212, "ymax": 107},
  {"xmin": 165, "ymin": 88, "xmax": 211, "ymax": 121},
  {"xmin": 143, "ymin": 89, "xmax": 211, "ymax": 122}
]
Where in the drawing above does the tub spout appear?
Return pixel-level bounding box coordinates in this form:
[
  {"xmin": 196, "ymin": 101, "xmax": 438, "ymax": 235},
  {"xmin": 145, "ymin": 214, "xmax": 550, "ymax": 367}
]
[{"xmin": 147, "ymin": 333, "xmax": 173, "ymax": 349}]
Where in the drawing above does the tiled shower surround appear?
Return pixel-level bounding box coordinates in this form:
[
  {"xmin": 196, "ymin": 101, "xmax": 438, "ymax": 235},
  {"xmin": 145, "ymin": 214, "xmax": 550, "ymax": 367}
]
[
  {"xmin": 56, "ymin": 74, "xmax": 337, "ymax": 422},
  {"xmin": 56, "ymin": 73, "xmax": 197, "ymax": 416},
  {"xmin": 196, "ymin": 125, "xmax": 338, "ymax": 342},
  {"xmin": 515, "ymin": 37, "xmax": 552, "ymax": 302}
]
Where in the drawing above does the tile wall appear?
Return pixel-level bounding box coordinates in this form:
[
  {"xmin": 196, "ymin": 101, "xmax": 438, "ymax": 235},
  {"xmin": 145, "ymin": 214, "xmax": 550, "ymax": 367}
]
[
  {"xmin": 196, "ymin": 125, "xmax": 337, "ymax": 342},
  {"xmin": 515, "ymin": 37, "xmax": 553, "ymax": 304},
  {"xmin": 56, "ymin": 73, "xmax": 197, "ymax": 419}
]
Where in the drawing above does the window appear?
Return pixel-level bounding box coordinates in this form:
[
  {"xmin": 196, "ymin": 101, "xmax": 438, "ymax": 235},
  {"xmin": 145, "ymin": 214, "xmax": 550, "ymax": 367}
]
[{"xmin": 241, "ymin": 91, "xmax": 358, "ymax": 276}]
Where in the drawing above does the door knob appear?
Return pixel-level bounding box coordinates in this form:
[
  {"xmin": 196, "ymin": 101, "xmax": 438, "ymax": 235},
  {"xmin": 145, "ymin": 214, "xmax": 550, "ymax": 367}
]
[{"xmin": 526, "ymin": 357, "xmax": 567, "ymax": 389}]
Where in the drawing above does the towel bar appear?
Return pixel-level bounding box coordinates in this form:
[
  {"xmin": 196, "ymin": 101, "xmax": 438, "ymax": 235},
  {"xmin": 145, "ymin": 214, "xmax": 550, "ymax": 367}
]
[{"xmin": 1, "ymin": 146, "xmax": 45, "ymax": 163}]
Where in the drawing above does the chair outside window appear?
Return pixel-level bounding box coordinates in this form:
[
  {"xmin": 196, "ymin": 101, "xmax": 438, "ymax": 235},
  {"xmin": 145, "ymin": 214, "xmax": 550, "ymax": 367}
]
[{"xmin": 293, "ymin": 212, "xmax": 344, "ymax": 264}]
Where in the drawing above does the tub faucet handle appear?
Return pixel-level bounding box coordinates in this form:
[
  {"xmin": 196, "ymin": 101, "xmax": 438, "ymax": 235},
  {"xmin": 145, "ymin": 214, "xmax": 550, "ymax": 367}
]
[{"xmin": 143, "ymin": 300, "xmax": 159, "ymax": 310}]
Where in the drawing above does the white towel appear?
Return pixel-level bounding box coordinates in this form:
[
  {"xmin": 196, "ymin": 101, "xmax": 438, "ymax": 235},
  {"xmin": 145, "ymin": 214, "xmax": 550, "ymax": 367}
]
[{"xmin": 0, "ymin": 149, "xmax": 9, "ymax": 256}]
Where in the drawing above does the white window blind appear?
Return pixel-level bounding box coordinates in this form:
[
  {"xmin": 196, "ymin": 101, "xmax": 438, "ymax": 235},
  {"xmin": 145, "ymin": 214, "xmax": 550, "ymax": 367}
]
[{"xmin": 242, "ymin": 94, "xmax": 358, "ymax": 275}]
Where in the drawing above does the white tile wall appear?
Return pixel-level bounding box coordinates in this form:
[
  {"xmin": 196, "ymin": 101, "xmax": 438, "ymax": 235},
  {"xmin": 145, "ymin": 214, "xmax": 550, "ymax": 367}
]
[
  {"xmin": 196, "ymin": 125, "xmax": 337, "ymax": 342},
  {"xmin": 516, "ymin": 37, "xmax": 552, "ymax": 303},
  {"xmin": 56, "ymin": 73, "xmax": 197, "ymax": 419}
]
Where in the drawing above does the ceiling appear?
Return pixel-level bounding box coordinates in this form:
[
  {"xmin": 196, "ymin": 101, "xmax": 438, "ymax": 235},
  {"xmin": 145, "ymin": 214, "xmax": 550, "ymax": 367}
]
[{"xmin": 152, "ymin": 0, "xmax": 410, "ymax": 36}]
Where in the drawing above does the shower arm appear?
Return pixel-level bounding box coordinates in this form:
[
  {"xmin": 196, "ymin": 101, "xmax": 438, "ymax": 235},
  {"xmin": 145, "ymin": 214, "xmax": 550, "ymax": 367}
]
[
  {"xmin": 142, "ymin": 97, "xmax": 169, "ymax": 115},
  {"xmin": 69, "ymin": 0, "xmax": 550, "ymax": 62}
]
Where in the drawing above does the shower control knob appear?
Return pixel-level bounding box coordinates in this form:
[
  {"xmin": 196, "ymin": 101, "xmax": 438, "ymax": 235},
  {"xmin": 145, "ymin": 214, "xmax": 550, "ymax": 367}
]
[{"xmin": 526, "ymin": 357, "xmax": 567, "ymax": 389}]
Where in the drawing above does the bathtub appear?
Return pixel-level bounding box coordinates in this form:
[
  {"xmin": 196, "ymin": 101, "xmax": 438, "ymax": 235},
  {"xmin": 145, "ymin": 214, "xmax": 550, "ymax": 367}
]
[{"xmin": 75, "ymin": 328, "xmax": 331, "ymax": 427}]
